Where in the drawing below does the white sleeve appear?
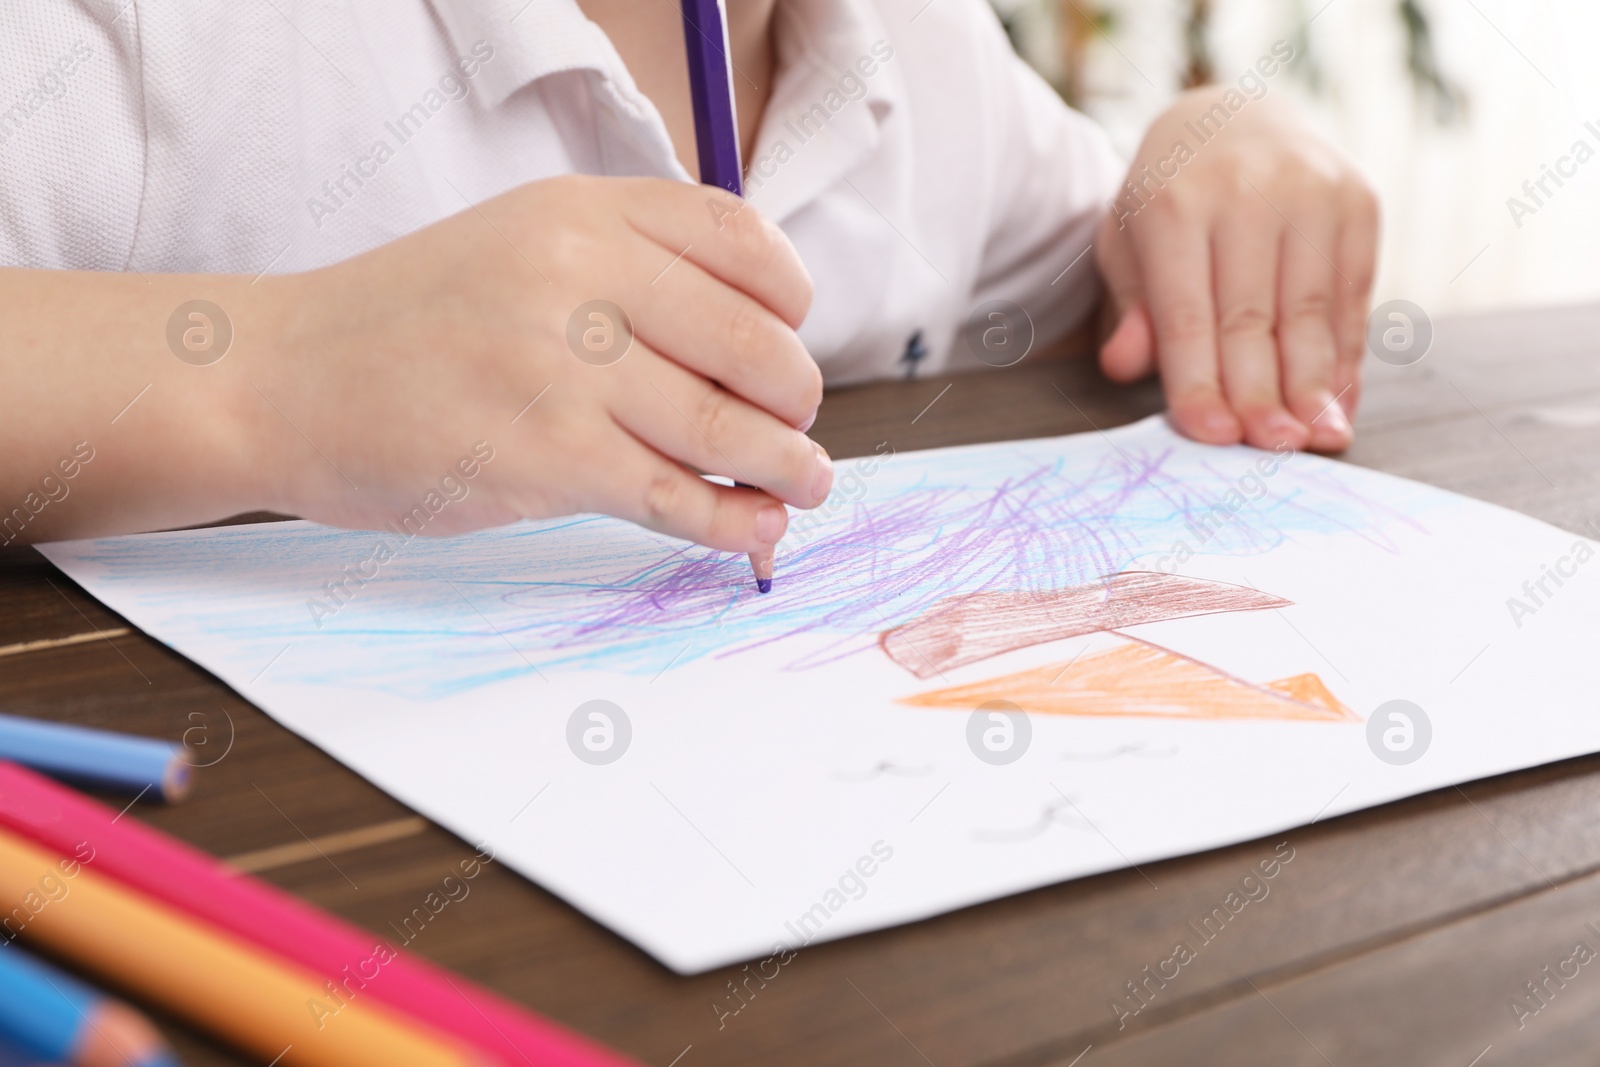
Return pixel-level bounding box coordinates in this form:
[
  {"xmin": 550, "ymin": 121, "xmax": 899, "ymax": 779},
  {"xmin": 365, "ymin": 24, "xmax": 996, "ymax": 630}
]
[
  {"xmin": 0, "ymin": 3, "xmax": 145, "ymax": 270},
  {"xmin": 952, "ymin": 12, "xmax": 1124, "ymax": 370}
]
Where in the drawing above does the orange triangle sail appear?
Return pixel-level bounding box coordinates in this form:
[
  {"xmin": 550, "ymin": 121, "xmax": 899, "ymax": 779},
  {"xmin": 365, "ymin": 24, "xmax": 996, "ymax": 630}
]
[{"xmin": 899, "ymin": 640, "xmax": 1357, "ymax": 722}]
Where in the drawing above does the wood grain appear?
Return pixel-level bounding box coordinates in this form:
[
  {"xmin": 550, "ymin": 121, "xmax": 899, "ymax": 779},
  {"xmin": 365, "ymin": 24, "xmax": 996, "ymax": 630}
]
[{"xmin": 1, "ymin": 305, "xmax": 1598, "ymax": 1066}]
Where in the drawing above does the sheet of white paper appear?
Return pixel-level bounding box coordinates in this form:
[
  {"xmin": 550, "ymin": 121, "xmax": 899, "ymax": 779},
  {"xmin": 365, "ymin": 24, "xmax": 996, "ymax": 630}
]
[{"xmin": 39, "ymin": 416, "xmax": 1600, "ymax": 973}]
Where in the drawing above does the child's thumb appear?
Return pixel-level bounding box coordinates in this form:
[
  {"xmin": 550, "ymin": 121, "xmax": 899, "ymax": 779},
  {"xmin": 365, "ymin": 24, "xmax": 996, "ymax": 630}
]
[
  {"xmin": 1099, "ymin": 302, "xmax": 1155, "ymax": 383},
  {"xmin": 1092, "ymin": 221, "xmax": 1155, "ymax": 382}
]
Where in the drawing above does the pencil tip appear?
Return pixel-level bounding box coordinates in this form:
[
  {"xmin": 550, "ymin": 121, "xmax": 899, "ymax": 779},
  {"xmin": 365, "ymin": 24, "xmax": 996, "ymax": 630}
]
[
  {"xmin": 748, "ymin": 549, "xmax": 774, "ymax": 592},
  {"xmin": 81, "ymin": 1003, "xmax": 178, "ymax": 1067},
  {"xmin": 163, "ymin": 757, "xmax": 193, "ymax": 803}
]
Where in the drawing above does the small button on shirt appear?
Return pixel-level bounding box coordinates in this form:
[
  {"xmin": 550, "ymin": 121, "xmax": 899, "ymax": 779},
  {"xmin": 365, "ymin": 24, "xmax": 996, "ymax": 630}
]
[{"xmin": 0, "ymin": 0, "xmax": 1121, "ymax": 384}]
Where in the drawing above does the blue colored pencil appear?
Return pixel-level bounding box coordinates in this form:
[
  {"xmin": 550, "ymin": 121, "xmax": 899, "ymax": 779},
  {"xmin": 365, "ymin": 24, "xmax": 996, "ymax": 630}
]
[
  {"xmin": 0, "ymin": 713, "xmax": 190, "ymax": 802},
  {"xmin": 0, "ymin": 944, "xmax": 180, "ymax": 1067},
  {"xmin": 681, "ymin": 0, "xmax": 780, "ymax": 594},
  {"xmin": 0, "ymin": 1033, "xmax": 40, "ymax": 1067}
]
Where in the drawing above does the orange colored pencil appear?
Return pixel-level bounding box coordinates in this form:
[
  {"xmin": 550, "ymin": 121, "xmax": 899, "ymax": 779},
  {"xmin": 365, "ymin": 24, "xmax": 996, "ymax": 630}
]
[{"xmin": 0, "ymin": 827, "xmax": 491, "ymax": 1067}]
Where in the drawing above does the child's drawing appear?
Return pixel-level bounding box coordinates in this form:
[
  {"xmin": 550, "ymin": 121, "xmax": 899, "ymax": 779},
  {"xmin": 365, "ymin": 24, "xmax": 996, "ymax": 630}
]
[
  {"xmin": 889, "ymin": 571, "xmax": 1356, "ymax": 723},
  {"xmin": 48, "ymin": 419, "xmax": 1425, "ymax": 700},
  {"xmin": 878, "ymin": 571, "xmax": 1290, "ymax": 678},
  {"xmin": 902, "ymin": 637, "xmax": 1356, "ymax": 722},
  {"xmin": 41, "ymin": 416, "xmax": 1600, "ymax": 974},
  {"xmin": 1059, "ymin": 743, "xmax": 1179, "ymax": 762},
  {"xmin": 830, "ymin": 761, "xmax": 936, "ymax": 782},
  {"xmin": 971, "ymin": 796, "xmax": 1094, "ymax": 843}
]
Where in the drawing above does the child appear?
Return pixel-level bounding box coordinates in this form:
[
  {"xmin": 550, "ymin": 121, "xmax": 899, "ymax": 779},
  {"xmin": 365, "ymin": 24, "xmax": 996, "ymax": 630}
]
[{"xmin": 0, "ymin": 0, "xmax": 1376, "ymax": 557}]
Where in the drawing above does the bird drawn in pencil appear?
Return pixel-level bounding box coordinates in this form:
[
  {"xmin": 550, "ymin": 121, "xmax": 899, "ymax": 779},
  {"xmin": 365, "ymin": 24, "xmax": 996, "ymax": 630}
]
[
  {"xmin": 1060, "ymin": 741, "xmax": 1179, "ymax": 762},
  {"xmin": 971, "ymin": 796, "xmax": 1093, "ymax": 843},
  {"xmin": 830, "ymin": 761, "xmax": 935, "ymax": 782}
]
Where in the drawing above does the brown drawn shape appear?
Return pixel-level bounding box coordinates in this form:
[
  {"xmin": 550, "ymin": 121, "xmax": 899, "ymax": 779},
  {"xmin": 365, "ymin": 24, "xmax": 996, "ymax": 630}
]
[{"xmin": 879, "ymin": 571, "xmax": 1291, "ymax": 679}]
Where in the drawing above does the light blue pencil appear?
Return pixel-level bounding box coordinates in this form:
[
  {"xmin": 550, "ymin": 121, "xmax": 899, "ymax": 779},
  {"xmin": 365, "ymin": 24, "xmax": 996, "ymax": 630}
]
[{"xmin": 0, "ymin": 712, "xmax": 190, "ymax": 802}]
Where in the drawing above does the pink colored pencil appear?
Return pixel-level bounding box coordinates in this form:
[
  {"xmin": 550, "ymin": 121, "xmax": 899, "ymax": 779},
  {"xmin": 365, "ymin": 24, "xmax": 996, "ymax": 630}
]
[{"xmin": 0, "ymin": 761, "xmax": 637, "ymax": 1067}]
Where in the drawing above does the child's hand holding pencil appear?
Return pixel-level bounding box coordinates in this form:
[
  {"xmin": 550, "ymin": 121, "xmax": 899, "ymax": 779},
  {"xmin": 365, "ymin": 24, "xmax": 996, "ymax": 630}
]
[
  {"xmin": 0, "ymin": 175, "xmax": 833, "ymax": 571},
  {"xmin": 251, "ymin": 174, "xmax": 832, "ymax": 560}
]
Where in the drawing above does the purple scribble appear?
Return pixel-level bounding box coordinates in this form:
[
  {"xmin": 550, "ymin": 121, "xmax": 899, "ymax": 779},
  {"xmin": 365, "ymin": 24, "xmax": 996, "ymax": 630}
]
[
  {"xmin": 467, "ymin": 440, "xmax": 1426, "ymax": 681},
  {"xmin": 63, "ymin": 426, "xmax": 1434, "ymax": 698}
]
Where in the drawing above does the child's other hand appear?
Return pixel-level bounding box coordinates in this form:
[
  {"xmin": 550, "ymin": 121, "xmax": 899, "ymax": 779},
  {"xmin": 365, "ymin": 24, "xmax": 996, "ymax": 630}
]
[
  {"xmin": 250, "ymin": 175, "xmax": 830, "ymax": 552},
  {"xmin": 1094, "ymin": 88, "xmax": 1380, "ymax": 453}
]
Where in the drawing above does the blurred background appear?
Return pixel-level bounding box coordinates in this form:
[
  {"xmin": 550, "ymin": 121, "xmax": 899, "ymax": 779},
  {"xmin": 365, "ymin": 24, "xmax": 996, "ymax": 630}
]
[{"xmin": 990, "ymin": 0, "xmax": 1600, "ymax": 316}]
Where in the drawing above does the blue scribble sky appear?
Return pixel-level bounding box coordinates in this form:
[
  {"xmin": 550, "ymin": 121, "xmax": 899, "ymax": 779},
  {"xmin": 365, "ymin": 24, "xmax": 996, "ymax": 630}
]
[{"xmin": 62, "ymin": 421, "xmax": 1429, "ymax": 698}]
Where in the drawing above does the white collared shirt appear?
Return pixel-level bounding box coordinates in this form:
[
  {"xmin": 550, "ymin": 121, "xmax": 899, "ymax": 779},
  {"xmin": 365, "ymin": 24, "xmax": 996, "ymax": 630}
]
[{"xmin": 0, "ymin": 0, "xmax": 1119, "ymax": 384}]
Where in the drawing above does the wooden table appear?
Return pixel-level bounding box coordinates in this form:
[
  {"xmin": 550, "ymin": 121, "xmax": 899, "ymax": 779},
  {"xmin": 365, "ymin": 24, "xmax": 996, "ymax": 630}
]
[{"xmin": 3, "ymin": 302, "xmax": 1600, "ymax": 1066}]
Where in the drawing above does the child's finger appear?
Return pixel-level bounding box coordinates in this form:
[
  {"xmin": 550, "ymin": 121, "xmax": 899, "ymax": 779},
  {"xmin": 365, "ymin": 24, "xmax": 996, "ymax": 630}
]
[
  {"xmin": 619, "ymin": 180, "xmax": 814, "ymax": 330},
  {"xmin": 1213, "ymin": 206, "xmax": 1304, "ymax": 451},
  {"xmin": 1099, "ymin": 304, "xmax": 1156, "ymax": 382},
  {"xmin": 1275, "ymin": 208, "xmax": 1349, "ymax": 453},
  {"xmin": 612, "ymin": 343, "xmax": 833, "ymax": 510},
  {"xmin": 625, "ymin": 248, "xmax": 820, "ymax": 430},
  {"xmin": 1332, "ymin": 182, "xmax": 1381, "ymax": 420},
  {"xmin": 1131, "ymin": 218, "xmax": 1241, "ymax": 444},
  {"xmin": 1094, "ymin": 225, "xmax": 1156, "ymax": 382},
  {"xmin": 578, "ymin": 428, "xmax": 790, "ymax": 554}
]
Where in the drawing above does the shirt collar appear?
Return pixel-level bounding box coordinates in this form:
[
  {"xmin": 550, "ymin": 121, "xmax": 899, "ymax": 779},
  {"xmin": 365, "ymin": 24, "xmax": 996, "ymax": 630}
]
[
  {"xmin": 746, "ymin": 0, "xmax": 900, "ymax": 222},
  {"xmin": 431, "ymin": 0, "xmax": 633, "ymax": 112},
  {"xmin": 431, "ymin": 0, "xmax": 901, "ymax": 207},
  {"xmin": 434, "ymin": 0, "xmax": 686, "ymax": 178}
]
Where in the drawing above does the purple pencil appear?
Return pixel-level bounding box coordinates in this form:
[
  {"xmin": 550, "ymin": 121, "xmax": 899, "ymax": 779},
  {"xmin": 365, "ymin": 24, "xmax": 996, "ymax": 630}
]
[
  {"xmin": 680, "ymin": 0, "xmax": 778, "ymax": 593},
  {"xmin": 680, "ymin": 0, "xmax": 744, "ymax": 196}
]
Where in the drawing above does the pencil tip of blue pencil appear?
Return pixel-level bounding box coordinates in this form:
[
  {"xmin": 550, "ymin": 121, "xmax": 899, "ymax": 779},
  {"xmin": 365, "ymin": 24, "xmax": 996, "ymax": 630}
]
[{"xmin": 756, "ymin": 578, "xmax": 773, "ymax": 594}]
